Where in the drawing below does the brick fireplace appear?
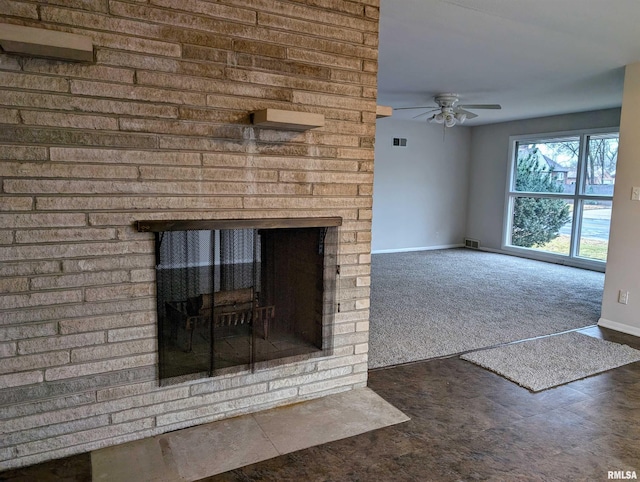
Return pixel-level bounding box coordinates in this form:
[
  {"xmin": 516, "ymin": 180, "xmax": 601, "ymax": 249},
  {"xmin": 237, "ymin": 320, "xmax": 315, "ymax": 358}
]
[{"xmin": 0, "ymin": 0, "xmax": 379, "ymax": 470}]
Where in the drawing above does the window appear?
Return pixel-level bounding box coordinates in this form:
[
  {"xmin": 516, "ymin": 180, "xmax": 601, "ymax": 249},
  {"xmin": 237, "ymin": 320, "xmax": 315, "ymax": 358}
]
[{"xmin": 504, "ymin": 129, "xmax": 618, "ymax": 269}]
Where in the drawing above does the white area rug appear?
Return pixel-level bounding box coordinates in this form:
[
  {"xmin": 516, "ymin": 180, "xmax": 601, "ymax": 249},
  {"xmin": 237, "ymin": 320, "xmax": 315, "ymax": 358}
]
[{"xmin": 460, "ymin": 332, "xmax": 640, "ymax": 392}]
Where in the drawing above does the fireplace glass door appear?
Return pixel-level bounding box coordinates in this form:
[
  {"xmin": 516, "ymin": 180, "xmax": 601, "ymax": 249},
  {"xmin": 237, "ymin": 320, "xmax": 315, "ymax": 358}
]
[{"xmin": 155, "ymin": 226, "xmax": 337, "ymax": 382}]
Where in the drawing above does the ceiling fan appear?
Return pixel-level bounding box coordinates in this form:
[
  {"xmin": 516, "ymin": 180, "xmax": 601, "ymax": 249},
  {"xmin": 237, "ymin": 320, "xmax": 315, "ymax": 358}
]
[{"xmin": 395, "ymin": 93, "xmax": 501, "ymax": 127}]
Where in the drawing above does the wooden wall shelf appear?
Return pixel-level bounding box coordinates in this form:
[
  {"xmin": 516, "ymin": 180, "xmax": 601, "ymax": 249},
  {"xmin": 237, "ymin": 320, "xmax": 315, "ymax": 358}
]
[
  {"xmin": 0, "ymin": 23, "xmax": 94, "ymax": 62},
  {"xmin": 251, "ymin": 108, "xmax": 324, "ymax": 130},
  {"xmin": 376, "ymin": 105, "xmax": 393, "ymax": 118}
]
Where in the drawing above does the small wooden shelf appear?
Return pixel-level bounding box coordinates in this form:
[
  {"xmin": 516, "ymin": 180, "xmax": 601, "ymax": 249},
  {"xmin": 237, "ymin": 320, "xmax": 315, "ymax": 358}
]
[
  {"xmin": 251, "ymin": 108, "xmax": 324, "ymax": 130},
  {"xmin": 0, "ymin": 23, "xmax": 94, "ymax": 62},
  {"xmin": 376, "ymin": 105, "xmax": 393, "ymax": 118}
]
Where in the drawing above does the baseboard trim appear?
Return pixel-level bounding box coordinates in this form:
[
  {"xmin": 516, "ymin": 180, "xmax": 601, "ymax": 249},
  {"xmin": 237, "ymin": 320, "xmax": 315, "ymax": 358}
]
[
  {"xmin": 477, "ymin": 247, "xmax": 606, "ymax": 273},
  {"xmin": 371, "ymin": 244, "xmax": 463, "ymax": 254},
  {"xmin": 598, "ymin": 318, "xmax": 640, "ymax": 337}
]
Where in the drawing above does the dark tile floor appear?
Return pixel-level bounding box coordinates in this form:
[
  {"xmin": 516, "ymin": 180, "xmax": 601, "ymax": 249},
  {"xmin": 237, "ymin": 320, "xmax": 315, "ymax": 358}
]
[{"xmin": 2, "ymin": 326, "xmax": 639, "ymax": 482}]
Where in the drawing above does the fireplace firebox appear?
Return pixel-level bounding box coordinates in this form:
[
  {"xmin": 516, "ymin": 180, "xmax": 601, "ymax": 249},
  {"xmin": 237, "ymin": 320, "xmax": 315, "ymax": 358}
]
[{"xmin": 137, "ymin": 218, "xmax": 340, "ymax": 384}]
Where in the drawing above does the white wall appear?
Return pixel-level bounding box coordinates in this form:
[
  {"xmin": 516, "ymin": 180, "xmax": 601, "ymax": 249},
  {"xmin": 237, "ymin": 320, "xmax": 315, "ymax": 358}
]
[
  {"xmin": 600, "ymin": 63, "xmax": 640, "ymax": 336},
  {"xmin": 466, "ymin": 108, "xmax": 621, "ymax": 250},
  {"xmin": 372, "ymin": 118, "xmax": 471, "ymax": 252}
]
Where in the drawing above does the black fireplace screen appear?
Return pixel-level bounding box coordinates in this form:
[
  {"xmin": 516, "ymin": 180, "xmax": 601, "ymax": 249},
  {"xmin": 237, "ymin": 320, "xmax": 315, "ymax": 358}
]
[{"xmin": 154, "ymin": 226, "xmax": 338, "ymax": 382}]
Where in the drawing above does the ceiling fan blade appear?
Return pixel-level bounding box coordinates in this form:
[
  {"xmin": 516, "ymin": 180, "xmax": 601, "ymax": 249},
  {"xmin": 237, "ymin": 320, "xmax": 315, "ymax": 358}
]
[
  {"xmin": 394, "ymin": 106, "xmax": 438, "ymax": 111},
  {"xmin": 458, "ymin": 104, "xmax": 502, "ymax": 110},
  {"xmin": 412, "ymin": 110, "xmax": 439, "ymax": 119},
  {"xmin": 455, "ymin": 108, "xmax": 478, "ymax": 119}
]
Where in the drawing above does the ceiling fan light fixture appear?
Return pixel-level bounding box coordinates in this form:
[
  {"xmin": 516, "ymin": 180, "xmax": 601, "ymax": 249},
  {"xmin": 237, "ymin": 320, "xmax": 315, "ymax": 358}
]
[
  {"xmin": 444, "ymin": 112, "xmax": 456, "ymax": 128},
  {"xmin": 455, "ymin": 112, "xmax": 467, "ymax": 123},
  {"xmin": 430, "ymin": 112, "xmax": 445, "ymax": 124}
]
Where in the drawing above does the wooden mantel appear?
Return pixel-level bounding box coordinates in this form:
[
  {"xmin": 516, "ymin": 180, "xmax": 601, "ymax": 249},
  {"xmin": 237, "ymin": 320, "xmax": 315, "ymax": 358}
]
[{"xmin": 137, "ymin": 217, "xmax": 343, "ymax": 232}]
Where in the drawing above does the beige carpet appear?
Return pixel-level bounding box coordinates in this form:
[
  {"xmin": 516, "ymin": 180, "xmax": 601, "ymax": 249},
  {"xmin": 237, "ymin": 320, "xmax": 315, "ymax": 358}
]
[
  {"xmin": 369, "ymin": 249, "xmax": 605, "ymax": 368},
  {"xmin": 460, "ymin": 331, "xmax": 640, "ymax": 391}
]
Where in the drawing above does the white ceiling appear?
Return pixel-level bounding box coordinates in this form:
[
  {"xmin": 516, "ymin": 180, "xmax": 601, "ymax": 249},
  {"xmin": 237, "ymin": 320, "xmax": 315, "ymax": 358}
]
[{"xmin": 377, "ymin": 0, "xmax": 640, "ymax": 125}]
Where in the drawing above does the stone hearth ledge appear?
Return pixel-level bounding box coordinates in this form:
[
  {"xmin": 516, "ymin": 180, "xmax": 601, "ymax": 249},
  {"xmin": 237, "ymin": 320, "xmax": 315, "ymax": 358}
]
[{"xmin": 91, "ymin": 387, "xmax": 409, "ymax": 481}]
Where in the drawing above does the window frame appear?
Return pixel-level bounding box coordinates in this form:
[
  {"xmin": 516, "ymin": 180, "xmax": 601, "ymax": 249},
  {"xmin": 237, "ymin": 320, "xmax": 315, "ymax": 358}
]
[{"xmin": 502, "ymin": 127, "xmax": 619, "ymax": 272}]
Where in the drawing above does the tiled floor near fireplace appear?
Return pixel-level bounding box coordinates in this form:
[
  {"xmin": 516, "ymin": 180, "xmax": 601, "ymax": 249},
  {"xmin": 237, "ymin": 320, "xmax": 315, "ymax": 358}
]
[{"xmin": 2, "ymin": 326, "xmax": 640, "ymax": 481}]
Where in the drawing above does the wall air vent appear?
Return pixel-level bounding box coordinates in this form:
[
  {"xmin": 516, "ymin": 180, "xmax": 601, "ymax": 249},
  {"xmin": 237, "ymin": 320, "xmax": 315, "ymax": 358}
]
[
  {"xmin": 464, "ymin": 238, "xmax": 480, "ymax": 249},
  {"xmin": 393, "ymin": 138, "xmax": 407, "ymax": 147}
]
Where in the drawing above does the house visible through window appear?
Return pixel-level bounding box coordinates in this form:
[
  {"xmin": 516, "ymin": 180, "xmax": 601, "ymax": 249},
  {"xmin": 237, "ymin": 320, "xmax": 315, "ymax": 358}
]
[{"xmin": 504, "ymin": 129, "xmax": 619, "ymax": 268}]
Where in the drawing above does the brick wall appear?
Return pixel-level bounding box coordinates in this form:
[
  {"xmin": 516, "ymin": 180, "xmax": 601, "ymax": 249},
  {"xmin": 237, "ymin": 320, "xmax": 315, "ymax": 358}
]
[{"xmin": 0, "ymin": 0, "xmax": 378, "ymax": 470}]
